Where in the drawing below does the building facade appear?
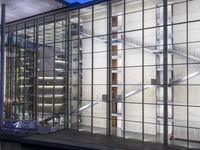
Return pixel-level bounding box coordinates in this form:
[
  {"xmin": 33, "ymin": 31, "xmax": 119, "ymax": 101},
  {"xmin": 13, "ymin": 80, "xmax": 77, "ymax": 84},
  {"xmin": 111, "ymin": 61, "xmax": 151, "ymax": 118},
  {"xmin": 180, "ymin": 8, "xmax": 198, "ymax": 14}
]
[{"xmin": 2, "ymin": 0, "xmax": 200, "ymax": 148}]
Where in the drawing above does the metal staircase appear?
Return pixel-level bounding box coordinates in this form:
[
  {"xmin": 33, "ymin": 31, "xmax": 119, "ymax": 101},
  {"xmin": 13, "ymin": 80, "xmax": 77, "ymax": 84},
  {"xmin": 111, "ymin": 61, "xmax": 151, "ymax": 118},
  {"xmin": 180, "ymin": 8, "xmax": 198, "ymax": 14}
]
[
  {"xmin": 76, "ymin": 6, "xmax": 200, "ymax": 121},
  {"xmin": 170, "ymin": 46, "xmax": 200, "ymax": 62},
  {"xmin": 38, "ymin": 21, "xmax": 83, "ymax": 129},
  {"xmin": 9, "ymin": 5, "xmax": 200, "ymax": 132},
  {"xmin": 37, "ymin": 23, "xmax": 66, "ymax": 128}
]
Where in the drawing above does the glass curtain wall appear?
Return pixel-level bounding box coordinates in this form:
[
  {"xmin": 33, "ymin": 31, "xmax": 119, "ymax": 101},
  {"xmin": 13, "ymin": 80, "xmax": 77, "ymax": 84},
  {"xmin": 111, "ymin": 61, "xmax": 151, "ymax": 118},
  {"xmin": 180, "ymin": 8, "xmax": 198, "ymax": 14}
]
[
  {"xmin": 169, "ymin": 0, "xmax": 200, "ymax": 148},
  {"xmin": 3, "ymin": 0, "xmax": 200, "ymax": 148}
]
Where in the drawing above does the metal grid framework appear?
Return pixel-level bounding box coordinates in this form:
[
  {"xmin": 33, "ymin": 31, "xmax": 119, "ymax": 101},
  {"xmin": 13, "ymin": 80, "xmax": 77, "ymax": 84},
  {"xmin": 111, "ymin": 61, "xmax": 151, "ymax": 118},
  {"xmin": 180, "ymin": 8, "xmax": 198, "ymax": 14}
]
[{"xmin": 2, "ymin": 0, "xmax": 200, "ymax": 149}]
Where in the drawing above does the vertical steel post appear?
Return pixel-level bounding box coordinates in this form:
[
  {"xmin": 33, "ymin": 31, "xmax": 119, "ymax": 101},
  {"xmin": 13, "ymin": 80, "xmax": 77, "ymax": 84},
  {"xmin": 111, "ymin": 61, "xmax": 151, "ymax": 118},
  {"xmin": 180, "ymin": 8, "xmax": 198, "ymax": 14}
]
[
  {"xmin": 77, "ymin": 9, "xmax": 80, "ymax": 130},
  {"xmin": 106, "ymin": 0, "xmax": 112, "ymax": 136},
  {"xmin": 163, "ymin": 0, "xmax": 168, "ymax": 145},
  {"xmin": 35, "ymin": 20, "xmax": 39, "ymax": 121},
  {"xmin": 123, "ymin": 0, "xmax": 126, "ymax": 138},
  {"xmin": 23, "ymin": 22, "xmax": 27, "ymax": 120},
  {"xmin": 53, "ymin": 15, "xmax": 56, "ymax": 126},
  {"xmin": 0, "ymin": 3, "xmax": 6, "ymax": 126},
  {"xmin": 186, "ymin": 0, "xmax": 189, "ymax": 147},
  {"xmin": 64, "ymin": 12, "xmax": 68, "ymax": 129},
  {"xmin": 91, "ymin": 5, "xmax": 94, "ymax": 134},
  {"xmin": 14, "ymin": 24, "xmax": 18, "ymax": 120},
  {"xmin": 142, "ymin": 0, "xmax": 144, "ymax": 142},
  {"xmin": 67, "ymin": 12, "xmax": 71, "ymax": 129}
]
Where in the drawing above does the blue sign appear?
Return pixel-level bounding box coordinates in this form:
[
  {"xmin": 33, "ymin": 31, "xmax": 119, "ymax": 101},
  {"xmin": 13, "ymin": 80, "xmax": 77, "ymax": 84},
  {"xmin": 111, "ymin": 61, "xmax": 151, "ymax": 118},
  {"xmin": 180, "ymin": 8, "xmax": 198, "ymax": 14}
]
[{"xmin": 64, "ymin": 0, "xmax": 94, "ymax": 4}]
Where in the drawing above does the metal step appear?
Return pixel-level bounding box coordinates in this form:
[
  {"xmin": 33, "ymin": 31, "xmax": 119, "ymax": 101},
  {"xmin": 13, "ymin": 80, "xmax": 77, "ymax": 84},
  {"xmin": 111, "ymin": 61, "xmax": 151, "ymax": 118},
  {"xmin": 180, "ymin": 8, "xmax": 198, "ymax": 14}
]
[
  {"xmin": 39, "ymin": 113, "xmax": 60, "ymax": 124},
  {"xmin": 70, "ymin": 71, "xmax": 200, "ymax": 116},
  {"xmin": 81, "ymin": 28, "xmax": 200, "ymax": 62},
  {"xmin": 171, "ymin": 71, "xmax": 200, "ymax": 85},
  {"xmin": 169, "ymin": 49, "xmax": 200, "ymax": 62},
  {"xmin": 79, "ymin": 101, "xmax": 99, "ymax": 112},
  {"xmin": 125, "ymin": 85, "xmax": 159, "ymax": 99}
]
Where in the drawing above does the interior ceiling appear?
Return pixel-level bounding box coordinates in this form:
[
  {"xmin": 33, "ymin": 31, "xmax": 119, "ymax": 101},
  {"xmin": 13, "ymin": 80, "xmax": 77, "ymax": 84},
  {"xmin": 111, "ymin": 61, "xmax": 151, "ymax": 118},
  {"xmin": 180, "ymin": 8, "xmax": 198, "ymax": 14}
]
[{"xmin": 0, "ymin": 0, "xmax": 64, "ymax": 23}]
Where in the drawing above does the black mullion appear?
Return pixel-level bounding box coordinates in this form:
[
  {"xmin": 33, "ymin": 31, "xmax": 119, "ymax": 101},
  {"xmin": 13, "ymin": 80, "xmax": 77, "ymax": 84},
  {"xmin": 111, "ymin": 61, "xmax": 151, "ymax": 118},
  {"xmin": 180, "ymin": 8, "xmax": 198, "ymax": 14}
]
[
  {"xmin": 171, "ymin": 3, "xmax": 175, "ymax": 142},
  {"xmin": 106, "ymin": 0, "xmax": 112, "ymax": 136},
  {"xmin": 14, "ymin": 24, "xmax": 18, "ymax": 120},
  {"xmin": 5, "ymin": 27, "xmax": 8, "ymax": 119},
  {"xmin": 10, "ymin": 28, "xmax": 13, "ymax": 119},
  {"xmin": 155, "ymin": 4, "xmax": 159, "ymax": 140},
  {"xmin": 53, "ymin": 15, "xmax": 56, "ymax": 126},
  {"xmin": 42, "ymin": 17, "xmax": 45, "ymax": 124},
  {"xmin": 77, "ymin": 9, "xmax": 80, "ymax": 130},
  {"xmin": 11, "ymin": 30, "xmax": 15, "ymax": 119},
  {"xmin": 0, "ymin": 3, "xmax": 5, "ymax": 124},
  {"xmin": 186, "ymin": 0, "xmax": 189, "ymax": 148},
  {"xmin": 67, "ymin": 12, "xmax": 71, "ymax": 129},
  {"xmin": 23, "ymin": 23, "xmax": 27, "ymax": 120},
  {"xmin": 32, "ymin": 21, "xmax": 36, "ymax": 120},
  {"xmin": 142, "ymin": 0, "xmax": 145, "ymax": 142},
  {"xmin": 123, "ymin": 0, "xmax": 126, "ymax": 138},
  {"xmin": 163, "ymin": 0, "xmax": 169, "ymax": 145},
  {"xmin": 91, "ymin": 5, "xmax": 94, "ymax": 134},
  {"xmin": 69, "ymin": 13, "xmax": 73, "ymax": 129},
  {"xmin": 35, "ymin": 20, "xmax": 39, "ymax": 121},
  {"xmin": 64, "ymin": 12, "xmax": 68, "ymax": 129},
  {"xmin": 8, "ymin": 27, "xmax": 11, "ymax": 119},
  {"xmin": 18, "ymin": 29, "xmax": 21, "ymax": 120}
]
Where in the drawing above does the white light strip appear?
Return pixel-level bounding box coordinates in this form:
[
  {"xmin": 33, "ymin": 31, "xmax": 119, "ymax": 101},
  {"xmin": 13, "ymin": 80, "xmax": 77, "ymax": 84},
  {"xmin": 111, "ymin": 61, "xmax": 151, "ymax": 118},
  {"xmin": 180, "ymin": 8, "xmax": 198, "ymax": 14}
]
[
  {"xmin": 38, "ymin": 77, "xmax": 64, "ymax": 80},
  {"xmin": 19, "ymin": 85, "xmax": 32, "ymax": 88},
  {"xmin": 38, "ymin": 85, "xmax": 64, "ymax": 89},
  {"xmin": 55, "ymin": 60, "xmax": 66, "ymax": 64},
  {"xmin": 55, "ymin": 68, "xmax": 65, "ymax": 72},
  {"xmin": 38, "ymin": 103, "xmax": 63, "ymax": 107},
  {"xmin": 38, "ymin": 94, "xmax": 63, "ymax": 98},
  {"xmin": 19, "ymin": 77, "xmax": 30, "ymax": 80}
]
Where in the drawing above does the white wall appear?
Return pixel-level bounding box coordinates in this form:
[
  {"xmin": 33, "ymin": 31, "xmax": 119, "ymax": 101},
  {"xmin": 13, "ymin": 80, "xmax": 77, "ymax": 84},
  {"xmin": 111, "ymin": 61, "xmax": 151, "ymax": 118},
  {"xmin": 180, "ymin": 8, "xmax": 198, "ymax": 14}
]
[
  {"xmin": 124, "ymin": 1, "xmax": 157, "ymax": 135},
  {"xmin": 81, "ymin": 17, "xmax": 108, "ymax": 129},
  {"xmin": 173, "ymin": 0, "xmax": 200, "ymax": 141},
  {"xmin": 80, "ymin": 0, "xmax": 200, "ymax": 140},
  {"xmin": 80, "ymin": 0, "xmax": 158, "ymax": 135}
]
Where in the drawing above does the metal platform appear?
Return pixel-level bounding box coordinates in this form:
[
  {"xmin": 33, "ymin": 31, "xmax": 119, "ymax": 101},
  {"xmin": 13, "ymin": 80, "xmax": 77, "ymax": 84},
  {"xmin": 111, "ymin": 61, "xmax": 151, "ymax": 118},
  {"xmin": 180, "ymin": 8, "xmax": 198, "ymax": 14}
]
[{"xmin": 0, "ymin": 129, "xmax": 198, "ymax": 150}]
